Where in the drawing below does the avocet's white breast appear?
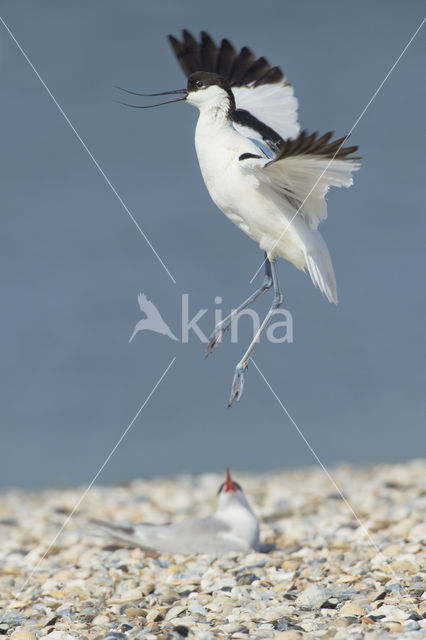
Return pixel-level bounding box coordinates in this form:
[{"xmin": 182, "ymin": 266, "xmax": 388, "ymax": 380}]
[{"xmin": 186, "ymin": 84, "xmax": 232, "ymax": 114}]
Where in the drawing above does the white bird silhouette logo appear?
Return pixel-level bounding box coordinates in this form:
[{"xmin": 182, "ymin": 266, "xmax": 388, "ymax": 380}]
[{"xmin": 129, "ymin": 293, "xmax": 179, "ymax": 343}]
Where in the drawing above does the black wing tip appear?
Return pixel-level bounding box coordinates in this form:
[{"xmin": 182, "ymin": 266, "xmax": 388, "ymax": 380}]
[
  {"xmin": 201, "ymin": 30, "xmax": 214, "ymax": 41},
  {"xmin": 182, "ymin": 28, "xmax": 195, "ymax": 40},
  {"xmin": 220, "ymin": 37, "xmax": 235, "ymax": 50},
  {"xmin": 167, "ymin": 30, "xmax": 286, "ymax": 87},
  {"xmin": 276, "ymin": 130, "xmax": 361, "ymax": 161},
  {"xmin": 90, "ymin": 518, "xmax": 135, "ymax": 535}
]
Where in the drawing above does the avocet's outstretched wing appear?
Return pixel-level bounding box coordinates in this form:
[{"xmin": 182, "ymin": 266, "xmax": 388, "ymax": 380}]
[
  {"xmin": 240, "ymin": 130, "xmax": 360, "ymax": 228},
  {"xmin": 168, "ymin": 30, "xmax": 300, "ymax": 154},
  {"xmin": 239, "ymin": 130, "xmax": 361, "ymax": 302}
]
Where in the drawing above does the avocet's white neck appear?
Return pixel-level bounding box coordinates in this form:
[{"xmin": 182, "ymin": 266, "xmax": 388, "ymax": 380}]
[
  {"xmin": 193, "ymin": 111, "xmax": 241, "ymax": 192},
  {"xmin": 187, "ymin": 84, "xmax": 234, "ymax": 123},
  {"xmin": 198, "ymin": 101, "xmax": 232, "ymax": 125}
]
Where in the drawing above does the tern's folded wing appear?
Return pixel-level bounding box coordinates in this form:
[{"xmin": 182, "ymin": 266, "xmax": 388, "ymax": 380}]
[
  {"xmin": 90, "ymin": 518, "xmax": 162, "ymax": 552},
  {"xmin": 91, "ymin": 516, "xmax": 248, "ymax": 555}
]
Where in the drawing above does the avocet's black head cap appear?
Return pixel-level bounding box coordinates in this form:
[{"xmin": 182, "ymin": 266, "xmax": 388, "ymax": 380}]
[{"xmin": 187, "ymin": 71, "xmax": 236, "ymax": 110}]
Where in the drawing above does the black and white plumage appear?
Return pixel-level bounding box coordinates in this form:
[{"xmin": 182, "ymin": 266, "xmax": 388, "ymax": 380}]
[
  {"xmin": 169, "ymin": 30, "xmax": 300, "ymax": 150},
  {"xmin": 122, "ymin": 30, "xmax": 361, "ymax": 405}
]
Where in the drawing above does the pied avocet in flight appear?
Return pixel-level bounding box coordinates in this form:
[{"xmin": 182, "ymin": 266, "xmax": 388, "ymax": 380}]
[{"xmin": 119, "ymin": 30, "xmax": 361, "ymax": 406}]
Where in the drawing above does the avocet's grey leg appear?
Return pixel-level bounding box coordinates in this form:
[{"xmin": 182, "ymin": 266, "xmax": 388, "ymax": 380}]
[
  {"xmin": 206, "ymin": 253, "xmax": 272, "ymax": 356},
  {"xmin": 228, "ymin": 258, "xmax": 283, "ymax": 407}
]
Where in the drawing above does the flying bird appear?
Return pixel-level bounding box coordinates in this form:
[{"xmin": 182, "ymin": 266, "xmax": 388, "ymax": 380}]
[
  {"xmin": 119, "ymin": 31, "xmax": 361, "ymax": 405},
  {"xmin": 129, "ymin": 293, "xmax": 178, "ymax": 342},
  {"xmin": 91, "ymin": 469, "xmax": 260, "ymax": 555}
]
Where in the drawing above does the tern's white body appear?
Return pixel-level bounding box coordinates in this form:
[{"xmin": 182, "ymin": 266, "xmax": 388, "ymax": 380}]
[{"xmin": 92, "ymin": 473, "xmax": 260, "ymax": 555}]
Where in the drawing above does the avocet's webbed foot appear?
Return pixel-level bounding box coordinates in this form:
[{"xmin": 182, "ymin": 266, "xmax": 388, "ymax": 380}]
[
  {"xmin": 228, "ymin": 364, "xmax": 247, "ymax": 407},
  {"xmin": 205, "ymin": 324, "xmax": 226, "ymax": 357}
]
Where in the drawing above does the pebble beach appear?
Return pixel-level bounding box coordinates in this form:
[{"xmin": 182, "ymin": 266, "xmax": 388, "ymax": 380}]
[{"xmin": 0, "ymin": 460, "xmax": 425, "ymax": 640}]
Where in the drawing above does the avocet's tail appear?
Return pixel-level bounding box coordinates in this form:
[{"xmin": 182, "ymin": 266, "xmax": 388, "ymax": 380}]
[{"xmin": 305, "ymin": 233, "xmax": 338, "ymax": 304}]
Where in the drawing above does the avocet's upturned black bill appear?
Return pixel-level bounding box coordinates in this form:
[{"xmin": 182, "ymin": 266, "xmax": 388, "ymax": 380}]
[
  {"xmin": 116, "ymin": 87, "xmax": 187, "ymax": 108},
  {"xmin": 122, "ymin": 30, "xmax": 361, "ymax": 406}
]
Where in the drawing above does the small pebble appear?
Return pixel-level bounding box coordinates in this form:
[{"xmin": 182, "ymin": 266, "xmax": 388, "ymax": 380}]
[
  {"xmin": 123, "ymin": 606, "xmax": 146, "ymax": 618},
  {"xmin": 165, "ymin": 605, "xmax": 186, "ymax": 620},
  {"xmin": 237, "ymin": 573, "xmax": 257, "ymax": 586},
  {"xmin": 10, "ymin": 632, "xmax": 37, "ymax": 640},
  {"xmin": 91, "ymin": 614, "xmax": 109, "ymax": 624},
  {"xmin": 335, "ymin": 618, "xmax": 349, "ymax": 627},
  {"xmin": 274, "ymin": 632, "xmax": 303, "ymax": 640},
  {"xmin": 404, "ymin": 620, "xmax": 421, "ymax": 630},
  {"xmin": 339, "ymin": 603, "xmax": 365, "ymax": 616},
  {"xmin": 296, "ymin": 584, "xmax": 329, "ymax": 609}
]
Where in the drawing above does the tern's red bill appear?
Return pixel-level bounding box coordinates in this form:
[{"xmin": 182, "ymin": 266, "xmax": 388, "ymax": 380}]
[{"xmin": 224, "ymin": 468, "xmax": 237, "ymax": 492}]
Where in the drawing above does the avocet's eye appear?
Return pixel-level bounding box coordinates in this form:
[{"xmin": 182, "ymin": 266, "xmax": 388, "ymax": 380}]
[{"xmin": 196, "ymin": 80, "xmax": 203, "ymax": 88}]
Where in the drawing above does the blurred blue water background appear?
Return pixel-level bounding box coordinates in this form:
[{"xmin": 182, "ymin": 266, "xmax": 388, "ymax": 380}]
[{"xmin": 0, "ymin": 1, "xmax": 425, "ymax": 489}]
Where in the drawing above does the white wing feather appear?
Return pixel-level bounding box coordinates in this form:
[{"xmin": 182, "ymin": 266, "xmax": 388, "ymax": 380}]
[
  {"xmin": 240, "ymin": 153, "xmax": 360, "ymax": 303},
  {"xmin": 233, "ymin": 83, "xmax": 300, "ymax": 143},
  {"xmin": 260, "ymin": 155, "xmax": 361, "ymax": 229}
]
